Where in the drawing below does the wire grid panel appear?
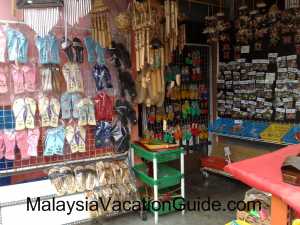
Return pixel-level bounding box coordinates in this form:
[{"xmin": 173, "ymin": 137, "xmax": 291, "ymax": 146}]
[
  {"xmin": 0, "ymin": 24, "xmax": 118, "ymax": 173},
  {"xmin": 184, "ymin": 44, "xmax": 210, "ymax": 126}
]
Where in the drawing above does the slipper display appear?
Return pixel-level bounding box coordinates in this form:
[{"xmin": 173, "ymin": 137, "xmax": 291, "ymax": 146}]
[
  {"xmin": 3, "ymin": 129, "xmax": 16, "ymax": 160},
  {"xmin": 11, "ymin": 64, "xmax": 25, "ymax": 94},
  {"xmin": 61, "ymin": 92, "xmax": 82, "ymax": 120},
  {"xmin": 23, "ymin": 65, "xmax": 37, "ymax": 92},
  {"xmin": 92, "ymin": 64, "xmax": 113, "ymax": 91},
  {"xmin": 0, "ymin": 66, "xmax": 8, "ymax": 94},
  {"xmin": 78, "ymin": 98, "xmax": 96, "ymax": 126},
  {"xmin": 12, "ymin": 98, "xmax": 26, "ymax": 131},
  {"xmin": 110, "ymin": 120, "xmax": 130, "ymax": 153},
  {"xmin": 16, "ymin": 130, "xmax": 29, "ymax": 159},
  {"xmin": 49, "ymin": 97, "xmax": 61, "ymax": 128},
  {"xmin": 27, "ymin": 128, "xmax": 40, "ymax": 157},
  {"xmin": 0, "ymin": 131, "xmax": 4, "ymax": 159},
  {"xmin": 94, "ymin": 92, "xmax": 113, "ymax": 121},
  {"xmin": 40, "ymin": 67, "xmax": 53, "ymax": 92},
  {"xmin": 65, "ymin": 125, "xmax": 86, "ymax": 153},
  {"xmin": 24, "ymin": 97, "xmax": 36, "ymax": 129},
  {"xmin": 52, "ymin": 65, "xmax": 67, "ymax": 96},
  {"xmin": 61, "ymin": 37, "xmax": 74, "ymax": 62},
  {"xmin": 73, "ymin": 37, "xmax": 84, "ymax": 64},
  {"xmin": 62, "ymin": 62, "xmax": 84, "ymax": 93},
  {"xmin": 44, "ymin": 126, "xmax": 65, "ymax": 156},
  {"xmin": 95, "ymin": 121, "xmax": 112, "ymax": 148}
]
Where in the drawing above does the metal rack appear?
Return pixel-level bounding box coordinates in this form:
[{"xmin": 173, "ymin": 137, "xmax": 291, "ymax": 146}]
[
  {"xmin": 0, "ymin": 152, "xmax": 128, "ymax": 177},
  {"xmin": 131, "ymin": 144, "xmax": 185, "ymax": 225}
]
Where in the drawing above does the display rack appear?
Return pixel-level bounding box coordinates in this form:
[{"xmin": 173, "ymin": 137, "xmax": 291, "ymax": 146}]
[
  {"xmin": 0, "ymin": 152, "xmax": 142, "ymax": 225},
  {"xmin": 131, "ymin": 143, "xmax": 185, "ymax": 225},
  {"xmin": 211, "ymin": 132, "xmax": 290, "ymax": 146},
  {"xmin": 0, "ymin": 152, "xmax": 128, "ymax": 177}
]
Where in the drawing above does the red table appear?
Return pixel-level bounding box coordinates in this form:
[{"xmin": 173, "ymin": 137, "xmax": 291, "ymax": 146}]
[{"xmin": 224, "ymin": 145, "xmax": 300, "ymax": 225}]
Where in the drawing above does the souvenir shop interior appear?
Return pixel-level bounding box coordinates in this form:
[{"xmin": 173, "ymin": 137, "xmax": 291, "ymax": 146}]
[{"xmin": 0, "ymin": 0, "xmax": 299, "ymax": 225}]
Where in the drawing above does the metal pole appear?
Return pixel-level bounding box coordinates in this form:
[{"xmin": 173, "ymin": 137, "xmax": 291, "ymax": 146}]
[
  {"xmin": 208, "ymin": 44, "xmax": 214, "ymax": 156},
  {"xmin": 131, "ymin": 146, "xmax": 135, "ymax": 167},
  {"xmin": 180, "ymin": 150, "xmax": 185, "ymax": 215},
  {"xmin": 153, "ymin": 157, "xmax": 158, "ymax": 224}
]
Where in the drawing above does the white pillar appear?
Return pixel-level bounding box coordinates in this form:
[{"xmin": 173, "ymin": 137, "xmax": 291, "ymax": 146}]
[
  {"xmin": 153, "ymin": 157, "xmax": 158, "ymax": 224},
  {"xmin": 180, "ymin": 151, "xmax": 185, "ymax": 215}
]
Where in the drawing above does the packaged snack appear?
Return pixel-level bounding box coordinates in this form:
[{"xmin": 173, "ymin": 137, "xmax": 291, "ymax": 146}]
[
  {"xmin": 275, "ymin": 108, "xmax": 285, "ymax": 121},
  {"xmin": 224, "ymin": 70, "xmax": 232, "ymax": 81},
  {"xmin": 233, "ymin": 71, "xmax": 241, "ymax": 81},
  {"xmin": 225, "ymin": 80, "xmax": 233, "ymax": 89},
  {"xmin": 276, "ymin": 79, "xmax": 286, "ymax": 89},
  {"xmin": 48, "ymin": 167, "xmax": 65, "ymax": 196},
  {"xmin": 287, "ymin": 55, "xmax": 297, "ymax": 68},
  {"xmin": 283, "ymin": 97, "xmax": 294, "ymax": 108},
  {"xmin": 268, "ymin": 53, "xmax": 278, "ymax": 64},
  {"xmin": 286, "ymin": 108, "xmax": 296, "ymax": 121},
  {"xmin": 60, "ymin": 166, "xmax": 76, "ymax": 194},
  {"xmin": 277, "ymin": 68, "xmax": 288, "ymax": 80},
  {"xmin": 85, "ymin": 165, "xmax": 97, "ymax": 190},
  {"xmin": 217, "ymin": 79, "xmax": 225, "ymax": 90},
  {"xmin": 248, "ymin": 71, "xmax": 256, "ymax": 81},
  {"xmin": 277, "ymin": 56, "xmax": 287, "ymax": 68},
  {"xmin": 256, "ymin": 97, "xmax": 265, "ymax": 108},
  {"xmin": 262, "ymin": 107, "xmax": 273, "ymax": 121},
  {"xmin": 74, "ymin": 166, "xmax": 86, "ymax": 192},
  {"xmin": 96, "ymin": 161, "xmax": 106, "ymax": 186}
]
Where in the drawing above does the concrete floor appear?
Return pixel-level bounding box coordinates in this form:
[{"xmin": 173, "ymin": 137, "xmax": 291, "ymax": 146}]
[{"xmin": 88, "ymin": 173, "xmax": 249, "ymax": 225}]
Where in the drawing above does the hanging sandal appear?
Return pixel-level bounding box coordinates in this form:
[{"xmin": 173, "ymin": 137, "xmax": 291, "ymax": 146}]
[
  {"xmin": 25, "ymin": 97, "xmax": 36, "ymax": 129},
  {"xmin": 39, "ymin": 96, "xmax": 50, "ymax": 127},
  {"xmin": 13, "ymin": 98, "xmax": 26, "ymax": 131},
  {"xmin": 73, "ymin": 37, "xmax": 84, "ymax": 63},
  {"xmin": 49, "ymin": 97, "xmax": 60, "ymax": 127}
]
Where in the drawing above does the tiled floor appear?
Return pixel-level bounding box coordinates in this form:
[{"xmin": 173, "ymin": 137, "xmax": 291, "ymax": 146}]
[{"xmin": 86, "ymin": 173, "xmax": 249, "ymax": 225}]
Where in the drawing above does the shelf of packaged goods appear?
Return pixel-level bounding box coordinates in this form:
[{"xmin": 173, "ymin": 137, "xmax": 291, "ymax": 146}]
[{"xmin": 211, "ymin": 132, "xmax": 292, "ymax": 146}]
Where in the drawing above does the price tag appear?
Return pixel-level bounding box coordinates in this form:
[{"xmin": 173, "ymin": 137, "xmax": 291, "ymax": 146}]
[
  {"xmin": 241, "ymin": 46, "xmax": 250, "ymax": 54},
  {"xmin": 268, "ymin": 53, "xmax": 278, "ymax": 58},
  {"xmin": 286, "ymin": 108, "xmax": 296, "ymax": 113},
  {"xmin": 163, "ymin": 120, "xmax": 167, "ymax": 131},
  {"xmin": 276, "ymin": 108, "xmax": 286, "ymax": 113},
  {"xmin": 266, "ymin": 73, "xmax": 276, "ymax": 81},
  {"xmin": 234, "ymin": 120, "xmax": 242, "ymax": 124},
  {"xmin": 278, "ymin": 68, "xmax": 288, "ymax": 73},
  {"xmin": 287, "ymin": 55, "xmax": 297, "ymax": 60}
]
